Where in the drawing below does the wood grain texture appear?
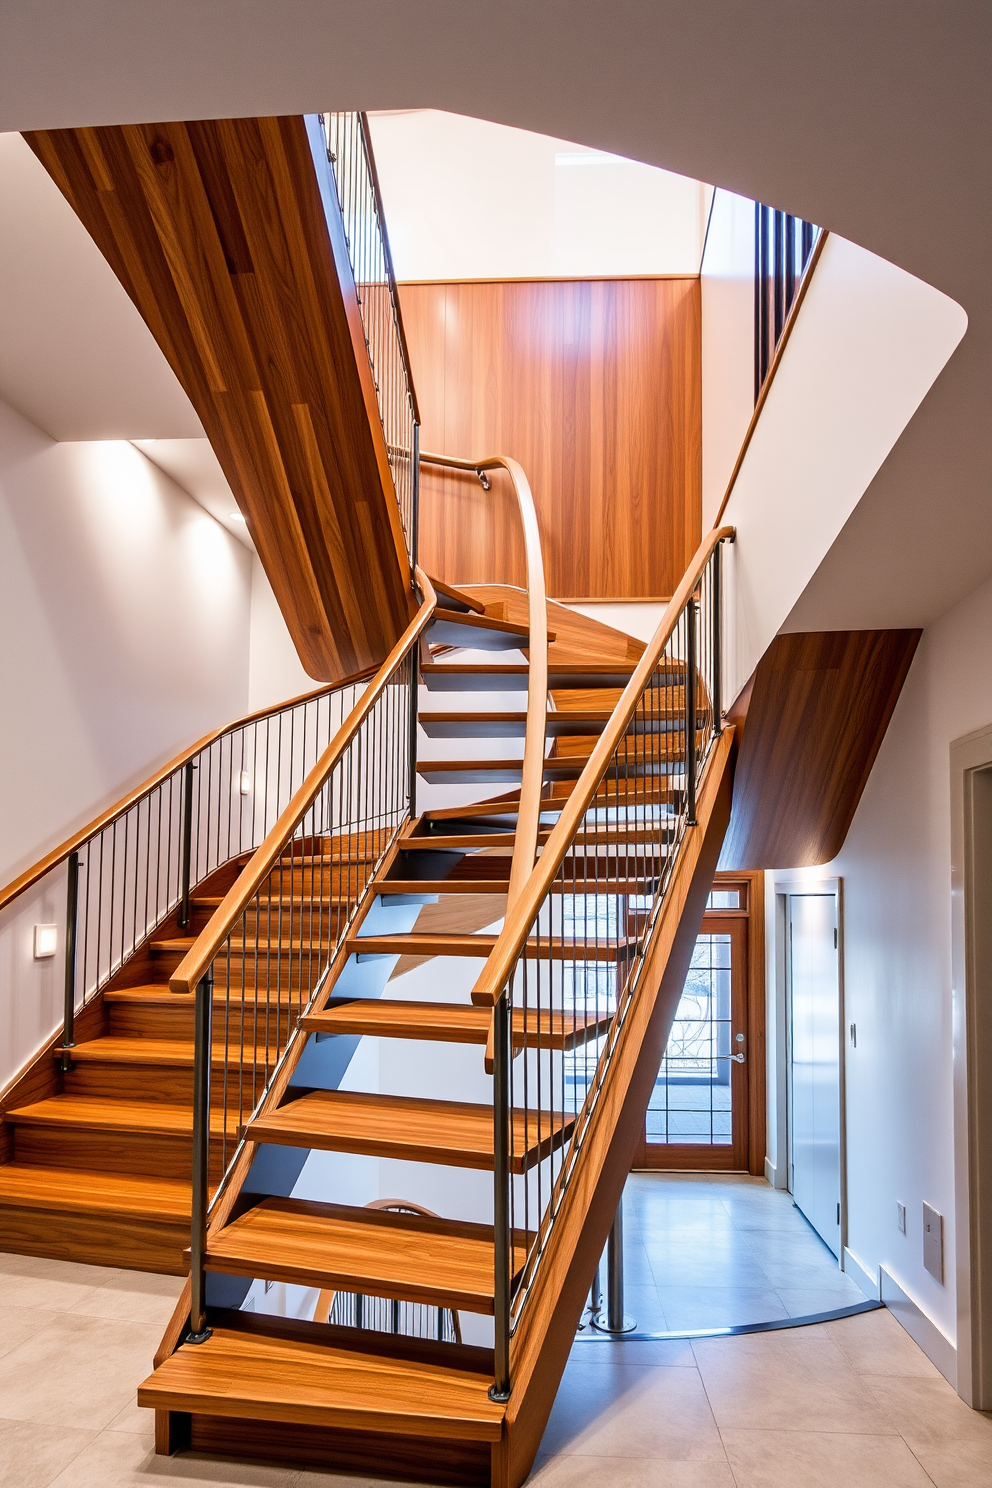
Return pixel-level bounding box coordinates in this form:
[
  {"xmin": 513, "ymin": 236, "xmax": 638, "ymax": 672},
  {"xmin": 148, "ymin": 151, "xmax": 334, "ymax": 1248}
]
[
  {"xmin": 25, "ymin": 117, "xmax": 413, "ymax": 684},
  {"xmin": 400, "ymin": 278, "xmax": 702, "ymax": 599},
  {"xmin": 720, "ymin": 629, "xmax": 921, "ymax": 869},
  {"xmin": 303, "ymin": 998, "xmax": 611, "ymax": 1051},
  {"xmin": 138, "ymin": 1325, "xmax": 504, "ymax": 1441},
  {"xmin": 203, "ymin": 1195, "xmax": 527, "ymax": 1313}
]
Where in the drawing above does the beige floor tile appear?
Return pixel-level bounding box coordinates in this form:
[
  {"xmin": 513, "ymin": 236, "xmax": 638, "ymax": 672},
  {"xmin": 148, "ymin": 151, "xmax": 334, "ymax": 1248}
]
[
  {"xmin": 525, "ymin": 1453, "xmax": 736, "ymax": 1486},
  {"xmin": 570, "ymin": 1337, "xmax": 697, "ymax": 1367},
  {"xmin": 0, "ymin": 1311, "xmax": 161, "ymax": 1432},
  {"xmin": 0, "ymin": 1303, "xmax": 52, "ymax": 1360},
  {"xmin": 822, "ymin": 1309, "xmax": 942, "ymax": 1379},
  {"xmin": 721, "ymin": 1427, "xmax": 935, "ymax": 1487},
  {"xmin": 45, "ymin": 1429, "xmax": 297, "ymax": 1485},
  {"xmin": 68, "ymin": 1268, "xmax": 185, "ymax": 1325},
  {"xmin": 866, "ymin": 1375, "xmax": 992, "ymax": 1486},
  {"xmin": 0, "ymin": 1417, "xmax": 95, "ymax": 1488},
  {"xmin": 776, "ymin": 1286, "xmax": 867, "ymax": 1317},
  {"xmin": 539, "ymin": 1360, "xmax": 726, "ymax": 1460},
  {"xmin": 104, "ymin": 1395, "xmax": 157, "ymax": 1437},
  {"xmin": 0, "ymin": 1251, "xmax": 120, "ymax": 1314},
  {"xmin": 691, "ymin": 1328, "xmax": 896, "ymax": 1434}
]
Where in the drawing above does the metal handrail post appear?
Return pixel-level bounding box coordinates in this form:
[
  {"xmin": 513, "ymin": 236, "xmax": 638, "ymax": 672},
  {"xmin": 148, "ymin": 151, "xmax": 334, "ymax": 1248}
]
[
  {"xmin": 593, "ymin": 1194, "xmax": 636, "ymax": 1333},
  {"xmin": 60, "ymin": 851, "xmax": 79, "ymax": 1072},
  {"xmin": 178, "ymin": 760, "xmax": 194, "ymax": 929},
  {"xmin": 187, "ymin": 967, "xmax": 214, "ymax": 1343},
  {"xmin": 712, "ymin": 545, "xmax": 723, "ymax": 736},
  {"xmin": 489, "ymin": 988, "xmax": 512, "ymax": 1401},
  {"xmin": 685, "ymin": 598, "xmax": 698, "ymax": 827},
  {"xmin": 411, "ymin": 421, "xmax": 420, "ymax": 571}
]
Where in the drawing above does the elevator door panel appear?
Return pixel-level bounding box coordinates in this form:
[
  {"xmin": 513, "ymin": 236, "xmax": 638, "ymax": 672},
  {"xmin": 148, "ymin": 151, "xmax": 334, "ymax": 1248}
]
[{"xmin": 789, "ymin": 893, "xmax": 841, "ymax": 1255}]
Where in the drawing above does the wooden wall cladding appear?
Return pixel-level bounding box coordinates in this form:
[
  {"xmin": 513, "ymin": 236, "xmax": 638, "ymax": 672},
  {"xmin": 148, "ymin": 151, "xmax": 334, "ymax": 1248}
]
[
  {"xmin": 399, "ymin": 278, "xmax": 702, "ymax": 600},
  {"xmin": 720, "ymin": 629, "xmax": 921, "ymax": 869},
  {"xmin": 25, "ymin": 118, "xmax": 412, "ymax": 685}
]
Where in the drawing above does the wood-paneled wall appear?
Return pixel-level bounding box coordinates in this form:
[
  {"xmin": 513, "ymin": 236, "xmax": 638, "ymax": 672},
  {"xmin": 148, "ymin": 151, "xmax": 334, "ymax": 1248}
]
[{"xmin": 399, "ymin": 278, "xmax": 701, "ymax": 600}]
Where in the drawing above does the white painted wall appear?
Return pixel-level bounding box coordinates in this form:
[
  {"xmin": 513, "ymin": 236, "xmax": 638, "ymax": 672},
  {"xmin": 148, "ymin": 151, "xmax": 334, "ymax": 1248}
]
[
  {"xmin": 722, "ymin": 233, "xmax": 967, "ymax": 704},
  {"xmin": 762, "ymin": 570, "xmax": 992, "ymax": 1356},
  {"xmin": 700, "ymin": 190, "xmax": 756, "ymax": 530},
  {"xmin": 367, "ymin": 110, "xmax": 711, "ymax": 282},
  {"xmin": 0, "ymin": 397, "xmax": 254, "ymax": 1087},
  {"xmin": 247, "ymin": 553, "xmax": 317, "ymax": 711}
]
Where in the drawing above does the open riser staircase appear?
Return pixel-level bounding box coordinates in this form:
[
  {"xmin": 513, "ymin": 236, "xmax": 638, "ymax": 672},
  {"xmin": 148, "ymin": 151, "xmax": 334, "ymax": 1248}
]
[{"xmin": 0, "ymin": 108, "xmax": 740, "ymax": 1488}]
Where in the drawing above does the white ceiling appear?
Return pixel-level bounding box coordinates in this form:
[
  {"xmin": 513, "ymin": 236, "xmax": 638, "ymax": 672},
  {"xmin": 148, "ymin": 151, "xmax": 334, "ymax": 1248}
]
[
  {"xmin": 367, "ymin": 110, "xmax": 712, "ymax": 281},
  {"xmin": 0, "ymin": 2, "xmax": 988, "ymax": 631},
  {"xmin": 0, "ymin": 133, "xmax": 203, "ymax": 443}
]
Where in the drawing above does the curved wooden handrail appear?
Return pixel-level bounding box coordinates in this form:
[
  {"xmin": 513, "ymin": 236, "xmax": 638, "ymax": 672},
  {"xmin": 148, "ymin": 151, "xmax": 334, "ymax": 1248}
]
[
  {"xmin": 169, "ymin": 570, "xmax": 438, "ymax": 997},
  {"xmin": 0, "ymin": 668, "xmax": 390, "ymax": 916},
  {"xmin": 469, "ymin": 525, "xmax": 735, "ymax": 1008},
  {"xmin": 420, "ymin": 451, "xmax": 548, "ymax": 906}
]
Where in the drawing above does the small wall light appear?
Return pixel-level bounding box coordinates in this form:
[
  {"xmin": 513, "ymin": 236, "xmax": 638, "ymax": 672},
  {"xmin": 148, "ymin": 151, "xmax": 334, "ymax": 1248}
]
[
  {"xmin": 238, "ymin": 770, "xmax": 252, "ymax": 797},
  {"xmin": 34, "ymin": 924, "xmax": 58, "ymax": 959},
  {"xmin": 228, "ymin": 512, "xmax": 248, "ymax": 523}
]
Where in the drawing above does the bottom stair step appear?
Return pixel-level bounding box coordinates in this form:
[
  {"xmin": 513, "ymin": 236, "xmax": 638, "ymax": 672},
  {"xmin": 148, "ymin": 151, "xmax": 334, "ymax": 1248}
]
[{"xmin": 138, "ymin": 1322, "xmax": 505, "ymax": 1441}]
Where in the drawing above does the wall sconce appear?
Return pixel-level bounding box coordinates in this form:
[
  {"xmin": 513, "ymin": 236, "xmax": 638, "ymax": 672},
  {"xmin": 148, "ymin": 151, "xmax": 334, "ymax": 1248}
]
[
  {"xmin": 34, "ymin": 924, "xmax": 58, "ymax": 959},
  {"xmin": 238, "ymin": 770, "xmax": 252, "ymax": 797}
]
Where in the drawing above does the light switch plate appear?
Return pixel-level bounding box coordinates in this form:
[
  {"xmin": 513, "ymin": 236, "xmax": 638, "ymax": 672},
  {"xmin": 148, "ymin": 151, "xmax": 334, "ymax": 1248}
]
[
  {"xmin": 923, "ymin": 1202, "xmax": 943, "ymax": 1283},
  {"xmin": 896, "ymin": 1201, "xmax": 907, "ymax": 1234}
]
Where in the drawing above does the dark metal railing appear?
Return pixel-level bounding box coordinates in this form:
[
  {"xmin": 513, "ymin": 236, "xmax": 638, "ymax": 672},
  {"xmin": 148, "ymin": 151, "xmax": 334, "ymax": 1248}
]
[
  {"xmin": 178, "ymin": 577, "xmax": 436, "ymax": 1341},
  {"xmin": 471, "ymin": 531, "xmax": 733, "ymax": 1398},
  {"xmin": 0, "ymin": 684, "xmax": 369, "ymax": 1078},
  {"xmin": 754, "ymin": 203, "xmax": 820, "ymax": 400},
  {"xmin": 320, "ymin": 111, "xmax": 420, "ymax": 565}
]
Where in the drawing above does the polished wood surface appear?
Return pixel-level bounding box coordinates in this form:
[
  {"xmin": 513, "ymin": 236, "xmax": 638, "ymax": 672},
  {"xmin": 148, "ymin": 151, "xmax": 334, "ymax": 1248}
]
[
  {"xmin": 138, "ymin": 1325, "xmax": 504, "ymax": 1441},
  {"xmin": 169, "ymin": 571, "xmax": 436, "ymax": 996},
  {"xmin": 721, "ymin": 629, "xmax": 921, "ymax": 868},
  {"xmin": 303, "ymin": 999, "xmax": 611, "ymax": 1050},
  {"xmin": 25, "ymin": 116, "xmax": 412, "ymax": 684},
  {"xmin": 247, "ymin": 1090, "xmax": 574, "ymax": 1173},
  {"xmin": 203, "ymin": 1195, "xmax": 525, "ymax": 1314},
  {"xmin": 420, "ymin": 454, "xmax": 548, "ymax": 907},
  {"xmin": 401, "ymin": 278, "xmax": 702, "ymax": 598}
]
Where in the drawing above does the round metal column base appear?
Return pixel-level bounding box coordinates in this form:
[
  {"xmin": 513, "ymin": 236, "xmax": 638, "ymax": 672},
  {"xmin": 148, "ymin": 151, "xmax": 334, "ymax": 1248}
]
[{"xmin": 591, "ymin": 1314, "xmax": 637, "ymax": 1335}]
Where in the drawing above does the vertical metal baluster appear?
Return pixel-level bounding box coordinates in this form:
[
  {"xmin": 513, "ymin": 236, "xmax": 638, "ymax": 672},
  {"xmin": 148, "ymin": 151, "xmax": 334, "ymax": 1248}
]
[
  {"xmin": 178, "ymin": 760, "xmax": 194, "ymax": 930},
  {"xmin": 60, "ymin": 851, "xmax": 79, "ymax": 1071},
  {"xmin": 188, "ymin": 967, "xmax": 214, "ymax": 1342},
  {"xmin": 490, "ymin": 986, "xmax": 511, "ymax": 1401},
  {"xmin": 685, "ymin": 599, "xmax": 698, "ymax": 827}
]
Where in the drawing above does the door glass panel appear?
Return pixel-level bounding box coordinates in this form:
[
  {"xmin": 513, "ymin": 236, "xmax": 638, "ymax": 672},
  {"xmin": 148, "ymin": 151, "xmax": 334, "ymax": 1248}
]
[{"xmin": 646, "ymin": 932, "xmax": 733, "ymax": 1145}]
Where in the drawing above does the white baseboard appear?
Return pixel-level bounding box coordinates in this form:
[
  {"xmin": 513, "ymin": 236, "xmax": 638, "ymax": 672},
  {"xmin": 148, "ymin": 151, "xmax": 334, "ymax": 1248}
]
[
  {"xmin": 764, "ymin": 1156, "xmax": 788, "ymax": 1190},
  {"xmin": 880, "ymin": 1265, "xmax": 956, "ymax": 1387},
  {"xmin": 843, "ymin": 1246, "xmax": 880, "ymax": 1300}
]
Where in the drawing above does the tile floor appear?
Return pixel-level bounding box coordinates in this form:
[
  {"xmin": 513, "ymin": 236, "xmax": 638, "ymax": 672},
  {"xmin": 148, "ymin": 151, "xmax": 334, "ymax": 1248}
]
[
  {"xmin": 594, "ymin": 1171, "xmax": 866, "ymax": 1333},
  {"xmin": 2, "ymin": 1176, "xmax": 990, "ymax": 1487}
]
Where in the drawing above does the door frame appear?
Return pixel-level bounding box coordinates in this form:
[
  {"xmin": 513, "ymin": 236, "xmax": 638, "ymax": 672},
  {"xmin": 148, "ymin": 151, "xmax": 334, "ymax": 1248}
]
[
  {"xmin": 775, "ymin": 877, "xmax": 846, "ymax": 1257},
  {"xmin": 951, "ymin": 724, "xmax": 992, "ymax": 1409},
  {"xmin": 634, "ymin": 870, "xmax": 766, "ymax": 1174}
]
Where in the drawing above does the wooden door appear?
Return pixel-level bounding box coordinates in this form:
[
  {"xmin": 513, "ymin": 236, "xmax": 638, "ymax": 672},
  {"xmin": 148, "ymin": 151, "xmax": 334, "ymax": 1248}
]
[{"xmin": 635, "ymin": 875, "xmax": 764, "ymax": 1173}]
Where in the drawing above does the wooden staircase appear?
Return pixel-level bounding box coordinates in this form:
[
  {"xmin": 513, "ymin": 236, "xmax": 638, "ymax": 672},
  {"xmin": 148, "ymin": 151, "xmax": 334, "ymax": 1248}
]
[{"xmin": 129, "ymin": 572, "xmax": 734, "ymax": 1484}]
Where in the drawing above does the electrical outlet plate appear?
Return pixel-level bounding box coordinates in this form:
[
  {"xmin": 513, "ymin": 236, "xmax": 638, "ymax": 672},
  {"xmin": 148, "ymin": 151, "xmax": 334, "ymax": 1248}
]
[
  {"xmin": 896, "ymin": 1201, "xmax": 907, "ymax": 1234},
  {"xmin": 923, "ymin": 1202, "xmax": 943, "ymax": 1283}
]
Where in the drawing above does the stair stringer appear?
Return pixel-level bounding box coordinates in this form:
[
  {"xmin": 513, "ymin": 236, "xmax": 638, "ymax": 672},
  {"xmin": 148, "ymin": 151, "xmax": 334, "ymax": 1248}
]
[{"xmin": 493, "ymin": 726, "xmax": 735, "ymax": 1488}]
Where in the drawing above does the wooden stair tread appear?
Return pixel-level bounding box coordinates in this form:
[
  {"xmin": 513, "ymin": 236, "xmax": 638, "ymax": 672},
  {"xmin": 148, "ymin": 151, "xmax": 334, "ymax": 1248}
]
[
  {"xmin": 138, "ymin": 1325, "xmax": 504, "ymax": 1440},
  {"xmin": 303, "ymin": 998, "xmax": 612, "ymax": 1049},
  {"xmin": 7, "ymin": 1095, "xmax": 237, "ymax": 1137},
  {"xmin": 205, "ymin": 1196, "xmax": 526, "ymax": 1313},
  {"xmin": 430, "ymin": 607, "xmax": 532, "ymax": 639},
  {"xmin": 247, "ymin": 1090, "xmax": 574, "ymax": 1172},
  {"xmin": 0, "ymin": 1163, "xmax": 194, "ymax": 1219},
  {"xmin": 347, "ymin": 932, "xmax": 633, "ymax": 964},
  {"xmin": 152, "ymin": 937, "xmax": 332, "ymax": 953},
  {"xmin": 418, "ymin": 710, "xmax": 614, "ymax": 737},
  {"xmin": 416, "ymin": 757, "xmax": 586, "ymax": 778},
  {"xmin": 65, "ymin": 1036, "xmax": 277, "ymax": 1068}
]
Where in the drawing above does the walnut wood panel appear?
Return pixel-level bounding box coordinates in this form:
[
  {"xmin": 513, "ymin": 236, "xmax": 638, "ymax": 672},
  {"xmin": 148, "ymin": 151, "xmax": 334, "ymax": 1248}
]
[
  {"xmin": 25, "ymin": 117, "xmax": 412, "ymax": 684},
  {"xmin": 399, "ymin": 278, "xmax": 701, "ymax": 599},
  {"xmin": 720, "ymin": 630, "xmax": 921, "ymax": 869}
]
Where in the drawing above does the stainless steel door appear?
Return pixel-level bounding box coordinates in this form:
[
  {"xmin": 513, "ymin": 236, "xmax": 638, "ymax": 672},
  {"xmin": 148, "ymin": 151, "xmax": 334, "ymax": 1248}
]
[{"xmin": 788, "ymin": 893, "xmax": 841, "ymax": 1255}]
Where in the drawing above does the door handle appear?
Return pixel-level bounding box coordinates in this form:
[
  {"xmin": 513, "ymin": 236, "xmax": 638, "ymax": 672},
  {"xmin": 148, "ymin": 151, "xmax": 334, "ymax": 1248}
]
[{"xmin": 716, "ymin": 1034, "xmax": 746, "ymax": 1065}]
